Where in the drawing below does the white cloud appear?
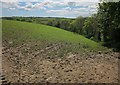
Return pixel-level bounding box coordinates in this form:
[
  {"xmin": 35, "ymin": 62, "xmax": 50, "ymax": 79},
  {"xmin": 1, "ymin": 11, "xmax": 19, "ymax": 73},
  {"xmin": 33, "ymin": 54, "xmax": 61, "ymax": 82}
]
[
  {"xmin": 1, "ymin": 0, "xmax": 99, "ymax": 17},
  {"xmin": 1, "ymin": 1, "xmax": 49, "ymax": 11},
  {"xmin": 19, "ymin": 2, "xmax": 49, "ymax": 11},
  {"xmin": 63, "ymin": 0, "xmax": 99, "ymax": 3},
  {"xmin": 32, "ymin": 2, "xmax": 49, "ymax": 9},
  {"xmin": 1, "ymin": 0, "xmax": 99, "ymax": 10},
  {"xmin": 74, "ymin": 8, "xmax": 88, "ymax": 11},
  {"xmin": 47, "ymin": 8, "xmax": 90, "ymax": 17},
  {"xmin": 0, "ymin": 0, "xmax": 99, "ymax": 2},
  {"xmin": 1, "ymin": 2, "xmax": 19, "ymax": 8},
  {"xmin": 9, "ymin": 8, "xmax": 16, "ymax": 10},
  {"xmin": 64, "ymin": 7, "xmax": 72, "ymax": 11},
  {"xmin": 47, "ymin": 9, "xmax": 71, "ymax": 16}
]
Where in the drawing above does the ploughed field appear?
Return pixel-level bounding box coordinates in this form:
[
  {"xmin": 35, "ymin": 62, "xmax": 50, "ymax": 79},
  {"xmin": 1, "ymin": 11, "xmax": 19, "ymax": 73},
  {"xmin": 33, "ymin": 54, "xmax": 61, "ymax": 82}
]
[{"xmin": 1, "ymin": 20, "xmax": 119, "ymax": 83}]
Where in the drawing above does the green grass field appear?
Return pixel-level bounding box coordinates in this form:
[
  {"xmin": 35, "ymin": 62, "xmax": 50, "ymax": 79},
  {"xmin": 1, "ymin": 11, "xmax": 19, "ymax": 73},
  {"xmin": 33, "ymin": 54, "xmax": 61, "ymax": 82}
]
[{"xmin": 2, "ymin": 20, "xmax": 106, "ymax": 55}]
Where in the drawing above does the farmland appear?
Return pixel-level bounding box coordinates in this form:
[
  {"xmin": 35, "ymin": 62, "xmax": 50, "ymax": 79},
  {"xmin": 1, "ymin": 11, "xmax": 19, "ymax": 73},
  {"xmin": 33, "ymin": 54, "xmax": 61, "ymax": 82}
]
[{"xmin": 1, "ymin": 20, "xmax": 119, "ymax": 83}]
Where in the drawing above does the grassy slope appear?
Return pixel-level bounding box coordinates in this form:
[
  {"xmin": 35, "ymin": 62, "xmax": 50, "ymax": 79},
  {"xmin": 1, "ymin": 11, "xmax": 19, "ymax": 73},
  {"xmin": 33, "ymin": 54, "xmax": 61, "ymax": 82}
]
[{"xmin": 2, "ymin": 20, "xmax": 105, "ymax": 51}]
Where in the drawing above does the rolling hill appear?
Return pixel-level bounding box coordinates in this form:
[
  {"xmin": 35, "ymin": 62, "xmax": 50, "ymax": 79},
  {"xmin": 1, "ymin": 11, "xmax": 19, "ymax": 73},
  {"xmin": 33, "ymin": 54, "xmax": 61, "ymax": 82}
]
[{"xmin": 2, "ymin": 20, "xmax": 104, "ymax": 51}]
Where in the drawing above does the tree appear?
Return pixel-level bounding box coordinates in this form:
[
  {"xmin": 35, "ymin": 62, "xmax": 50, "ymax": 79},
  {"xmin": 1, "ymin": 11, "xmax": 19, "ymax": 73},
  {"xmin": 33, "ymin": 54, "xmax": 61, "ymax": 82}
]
[
  {"xmin": 83, "ymin": 15, "xmax": 100, "ymax": 41},
  {"xmin": 71, "ymin": 16, "xmax": 85, "ymax": 34},
  {"xmin": 97, "ymin": 1, "xmax": 120, "ymax": 49}
]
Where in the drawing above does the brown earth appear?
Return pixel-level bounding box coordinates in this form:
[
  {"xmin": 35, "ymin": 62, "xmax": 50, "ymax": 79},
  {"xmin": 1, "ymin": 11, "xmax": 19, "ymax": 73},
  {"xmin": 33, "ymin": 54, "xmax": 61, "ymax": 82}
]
[{"xmin": 1, "ymin": 40, "xmax": 119, "ymax": 84}]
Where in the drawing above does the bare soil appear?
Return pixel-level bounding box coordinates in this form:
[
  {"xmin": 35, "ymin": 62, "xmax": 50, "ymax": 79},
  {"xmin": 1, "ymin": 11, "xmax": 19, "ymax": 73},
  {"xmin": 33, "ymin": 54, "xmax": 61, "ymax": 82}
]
[{"xmin": 1, "ymin": 41, "xmax": 119, "ymax": 84}]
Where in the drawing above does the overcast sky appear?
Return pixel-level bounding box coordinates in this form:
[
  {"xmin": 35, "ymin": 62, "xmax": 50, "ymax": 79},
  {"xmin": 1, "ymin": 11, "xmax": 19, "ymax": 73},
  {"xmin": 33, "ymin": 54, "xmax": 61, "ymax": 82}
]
[{"xmin": 1, "ymin": 0, "xmax": 100, "ymax": 18}]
